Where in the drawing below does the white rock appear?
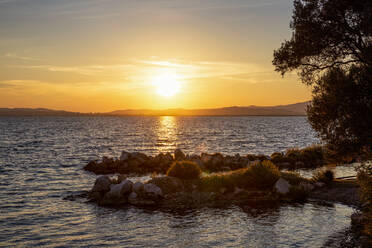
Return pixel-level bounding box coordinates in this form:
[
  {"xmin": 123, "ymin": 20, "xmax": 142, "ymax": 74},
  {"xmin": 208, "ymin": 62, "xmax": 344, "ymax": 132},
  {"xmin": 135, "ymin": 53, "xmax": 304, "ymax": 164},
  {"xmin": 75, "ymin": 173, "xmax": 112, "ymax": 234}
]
[
  {"xmin": 109, "ymin": 179, "xmax": 133, "ymax": 198},
  {"xmin": 92, "ymin": 175, "xmax": 111, "ymax": 193},
  {"xmin": 274, "ymin": 178, "xmax": 290, "ymax": 194},
  {"xmin": 144, "ymin": 183, "xmax": 163, "ymax": 196}
]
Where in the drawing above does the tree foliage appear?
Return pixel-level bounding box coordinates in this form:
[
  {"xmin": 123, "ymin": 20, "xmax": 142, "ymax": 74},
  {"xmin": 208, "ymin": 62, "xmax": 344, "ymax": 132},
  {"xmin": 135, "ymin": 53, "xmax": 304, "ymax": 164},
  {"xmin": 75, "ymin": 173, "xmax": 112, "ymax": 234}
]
[
  {"xmin": 273, "ymin": 0, "xmax": 372, "ymax": 85},
  {"xmin": 273, "ymin": 0, "xmax": 372, "ymax": 158},
  {"xmin": 307, "ymin": 66, "xmax": 372, "ymax": 157}
]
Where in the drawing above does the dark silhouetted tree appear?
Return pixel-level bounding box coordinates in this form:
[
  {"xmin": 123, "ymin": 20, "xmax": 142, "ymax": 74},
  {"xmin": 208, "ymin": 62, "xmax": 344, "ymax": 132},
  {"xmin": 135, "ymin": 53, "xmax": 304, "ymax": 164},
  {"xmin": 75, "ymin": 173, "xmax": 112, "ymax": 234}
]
[{"xmin": 273, "ymin": 0, "xmax": 372, "ymax": 158}]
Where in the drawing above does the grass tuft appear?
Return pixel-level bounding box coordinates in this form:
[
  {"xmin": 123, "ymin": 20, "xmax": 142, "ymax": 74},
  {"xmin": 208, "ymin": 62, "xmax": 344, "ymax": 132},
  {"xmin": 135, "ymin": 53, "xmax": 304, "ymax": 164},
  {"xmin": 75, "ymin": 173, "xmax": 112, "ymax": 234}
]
[{"xmin": 166, "ymin": 161, "xmax": 202, "ymax": 180}]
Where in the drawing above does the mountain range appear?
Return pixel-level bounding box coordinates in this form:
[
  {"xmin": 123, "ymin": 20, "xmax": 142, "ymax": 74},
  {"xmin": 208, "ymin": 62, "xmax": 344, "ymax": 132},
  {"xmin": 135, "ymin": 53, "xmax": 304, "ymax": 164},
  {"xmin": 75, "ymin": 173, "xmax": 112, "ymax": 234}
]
[{"xmin": 0, "ymin": 101, "xmax": 309, "ymax": 116}]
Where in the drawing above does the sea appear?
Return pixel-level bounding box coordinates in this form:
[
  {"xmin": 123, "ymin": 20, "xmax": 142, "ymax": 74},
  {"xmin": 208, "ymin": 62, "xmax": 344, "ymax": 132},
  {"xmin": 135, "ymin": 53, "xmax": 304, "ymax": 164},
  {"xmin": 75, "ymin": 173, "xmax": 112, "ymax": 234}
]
[{"xmin": 0, "ymin": 116, "xmax": 357, "ymax": 247}]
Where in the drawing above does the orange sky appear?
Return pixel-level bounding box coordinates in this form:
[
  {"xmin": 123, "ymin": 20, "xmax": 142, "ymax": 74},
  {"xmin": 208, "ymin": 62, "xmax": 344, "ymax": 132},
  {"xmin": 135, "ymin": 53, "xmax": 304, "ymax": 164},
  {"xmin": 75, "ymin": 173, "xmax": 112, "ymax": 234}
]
[{"xmin": 0, "ymin": 0, "xmax": 311, "ymax": 112}]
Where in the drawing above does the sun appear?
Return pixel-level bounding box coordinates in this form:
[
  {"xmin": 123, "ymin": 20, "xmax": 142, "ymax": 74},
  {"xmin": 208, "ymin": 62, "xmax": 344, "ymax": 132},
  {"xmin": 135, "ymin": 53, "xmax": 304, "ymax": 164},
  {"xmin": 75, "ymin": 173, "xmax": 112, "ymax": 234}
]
[{"xmin": 152, "ymin": 71, "xmax": 182, "ymax": 97}]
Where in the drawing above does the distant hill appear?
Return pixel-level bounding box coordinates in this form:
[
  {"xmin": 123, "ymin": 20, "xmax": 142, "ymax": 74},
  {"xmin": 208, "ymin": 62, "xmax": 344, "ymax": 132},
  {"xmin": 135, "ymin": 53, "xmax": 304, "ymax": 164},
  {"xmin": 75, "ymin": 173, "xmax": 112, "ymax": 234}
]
[
  {"xmin": 0, "ymin": 108, "xmax": 92, "ymax": 116},
  {"xmin": 0, "ymin": 102, "xmax": 309, "ymax": 116},
  {"xmin": 107, "ymin": 102, "xmax": 309, "ymax": 116}
]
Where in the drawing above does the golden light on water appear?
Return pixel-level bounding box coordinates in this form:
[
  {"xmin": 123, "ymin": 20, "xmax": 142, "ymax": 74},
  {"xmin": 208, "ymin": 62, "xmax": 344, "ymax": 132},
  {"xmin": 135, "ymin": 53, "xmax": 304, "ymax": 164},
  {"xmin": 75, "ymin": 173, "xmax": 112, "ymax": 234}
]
[{"xmin": 156, "ymin": 116, "xmax": 177, "ymax": 153}]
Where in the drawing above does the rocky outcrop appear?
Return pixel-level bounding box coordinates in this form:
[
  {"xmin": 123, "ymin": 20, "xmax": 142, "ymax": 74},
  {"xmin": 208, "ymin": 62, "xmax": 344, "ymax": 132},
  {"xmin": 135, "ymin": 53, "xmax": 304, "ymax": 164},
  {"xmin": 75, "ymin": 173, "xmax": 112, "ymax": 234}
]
[{"xmin": 84, "ymin": 149, "xmax": 271, "ymax": 175}]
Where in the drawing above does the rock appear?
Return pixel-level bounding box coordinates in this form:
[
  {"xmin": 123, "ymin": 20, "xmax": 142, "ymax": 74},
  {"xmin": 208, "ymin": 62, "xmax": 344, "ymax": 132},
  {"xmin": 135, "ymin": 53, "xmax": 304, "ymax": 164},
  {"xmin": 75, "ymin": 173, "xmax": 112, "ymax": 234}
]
[
  {"xmin": 115, "ymin": 179, "xmax": 133, "ymax": 196},
  {"xmin": 211, "ymin": 153, "xmax": 224, "ymax": 166},
  {"xmin": 131, "ymin": 152, "xmax": 148, "ymax": 163},
  {"xmin": 299, "ymin": 182, "xmax": 315, "ymax": 192},
  {"xmin": 91, "ymin": 175, "xmax": 112, "ymax": 193},
  {"xmin": 143, "ymin": 183, "xmax": 163, "ymax": 197},
  {"xmin": 274, "ymin": 178, "xmax": 290, "ymax": 194},
  {"xmin": 133, "ymin": 181, "xmax": 144, "ymax": 194},
  {"xmin": 201, "ymin": 153, "xmax": 212, "ymax": 164},
  {"xmin": 128, "ymin": 192, "xmax": 156, "ymax": 206},
  {"xmin": 99, "ymin": 179, "xmax": 133, "ymax": 206},
  {"xmin": 148, "ymin": 176, "xmax": 184, "ymax": 195},
  {"xmin": 120, "ymin": 151, "xmax": 131, "ymax": 161},
  {"xmin": 174, "ymin": 149, "xmax": 186, "ymax": 161},
  {"xmin": 117, "ymin": 174, "xmax": 127, "ymax": 183}
]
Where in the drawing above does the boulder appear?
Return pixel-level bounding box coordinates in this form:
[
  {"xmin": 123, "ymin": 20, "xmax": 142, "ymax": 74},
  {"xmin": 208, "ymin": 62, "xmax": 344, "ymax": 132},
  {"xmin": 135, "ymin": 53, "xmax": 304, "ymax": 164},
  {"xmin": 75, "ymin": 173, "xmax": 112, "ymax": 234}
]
[
  {"xmin": 174, "ymin": 149, "xmax": 186, "ymax": 161},
  {"xmin": 201, "ymin": 153, "xmax": 212, "ymax": 164},
  {"xmin": 91, "ymin": 175, "xmax": 112, "ymax": 193},
  {"xmin": 147, "ymin": 176, "xmax": 184, "ymax": 195},
  {"xmin": 120, "ymin": 151, "xmax": 131, "ymax": 161},
  {"xmin": 133, "ymin": 181, "xmax": 144, "ymax": 194},
  {"xmin": 112, "ymin": 179, "xmax": 133, "ymax": 197},
  {"xmin": 99, "ymin": 179, "xmax": 133, "ymax": 206},
  {"xmin": 117, "ymin": 174, "xmax": 127, "ymax": 183},
  {"xmin": 211, "ymin": 153, "xmax": 224, "ymax": 166},
  {"xmin": 128, "ymin": 192, "xmax": 156, "ymax": 206},
  {"xmin": 143, "ymin": 183, "xmax": 163, "ymax": 197},
  {"xmin": 274, "ymin": 178, "xmax": 290, "ymax": 194}
]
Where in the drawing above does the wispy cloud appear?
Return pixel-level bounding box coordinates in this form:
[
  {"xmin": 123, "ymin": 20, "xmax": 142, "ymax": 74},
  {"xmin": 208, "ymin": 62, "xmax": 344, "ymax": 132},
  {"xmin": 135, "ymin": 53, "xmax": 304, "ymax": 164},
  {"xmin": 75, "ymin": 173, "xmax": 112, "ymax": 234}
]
[
  {"xmin": 4, "ymin": 53, "xmax": 41, "ymax": 61},
  {"xmin": 9, "ymin": 58, "xmax": 272, "ymax": 83}
]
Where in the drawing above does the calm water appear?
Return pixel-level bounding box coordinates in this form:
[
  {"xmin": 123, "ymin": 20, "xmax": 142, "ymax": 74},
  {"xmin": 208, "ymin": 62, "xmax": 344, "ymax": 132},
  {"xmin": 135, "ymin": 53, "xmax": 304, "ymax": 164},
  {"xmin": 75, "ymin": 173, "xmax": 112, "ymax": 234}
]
[{"xmin": 0, "ymin": 116, "xmax": 355, "ymax": 247}]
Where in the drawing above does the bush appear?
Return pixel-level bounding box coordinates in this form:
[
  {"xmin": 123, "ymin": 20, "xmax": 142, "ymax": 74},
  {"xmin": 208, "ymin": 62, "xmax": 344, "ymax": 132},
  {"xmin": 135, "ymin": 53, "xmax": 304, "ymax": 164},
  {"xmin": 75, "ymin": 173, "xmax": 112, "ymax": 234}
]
[
  {"xmin": 312, "ymin": 169, "xmax": 334, "ymax": 183},
  {"xmin": 166, "ymin": 161, "xmax": 201, "ymax": 180},
  {"xmin": 300, "ymin": 145, "xmax": 324, "ymax": 167},
  {"xmin": 236, "ymin": 160, "xmax": 280, "ymax": 189},
  {"xmin": 281, "ymin": 171, "xmax": 308, "ymax": 186},
  {"xmin": 270, "ymin": 152, "xmax": 284, "ymax": 164},
  {"xmin": 198, "ymin": 173, "xmax": 235, "ymax": 192},
  {"xmin": 285, "ymin": 148, "xmax": 302, "ymax": 163}
]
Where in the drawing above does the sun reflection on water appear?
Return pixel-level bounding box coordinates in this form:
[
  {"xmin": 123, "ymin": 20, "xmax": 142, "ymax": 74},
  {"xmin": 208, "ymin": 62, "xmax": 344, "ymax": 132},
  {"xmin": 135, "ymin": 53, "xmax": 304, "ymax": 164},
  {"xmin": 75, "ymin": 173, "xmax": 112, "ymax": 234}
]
[{"xmin": 155, "ymin": 116, "xmax": 178, "ymax": 153}]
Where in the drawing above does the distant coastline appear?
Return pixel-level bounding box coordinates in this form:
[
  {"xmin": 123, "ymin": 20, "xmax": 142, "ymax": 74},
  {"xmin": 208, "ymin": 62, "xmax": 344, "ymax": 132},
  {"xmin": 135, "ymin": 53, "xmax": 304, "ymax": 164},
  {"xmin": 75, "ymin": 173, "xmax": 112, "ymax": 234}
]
[{"xmin": 0, "ymin": 101, "xmax": 309, "ymax": 117}]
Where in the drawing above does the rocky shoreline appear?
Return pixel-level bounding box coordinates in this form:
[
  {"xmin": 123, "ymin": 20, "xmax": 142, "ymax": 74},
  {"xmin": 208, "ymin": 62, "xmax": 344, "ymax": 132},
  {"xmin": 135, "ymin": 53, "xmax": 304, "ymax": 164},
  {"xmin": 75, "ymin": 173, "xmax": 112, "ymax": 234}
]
[
  {"xmin": 81, "ymin": 148, "xmax": 371, "ymax": 247},
  {"xmin": 84, "ymin": 147, "xmax": 327, "ymax": 175}
]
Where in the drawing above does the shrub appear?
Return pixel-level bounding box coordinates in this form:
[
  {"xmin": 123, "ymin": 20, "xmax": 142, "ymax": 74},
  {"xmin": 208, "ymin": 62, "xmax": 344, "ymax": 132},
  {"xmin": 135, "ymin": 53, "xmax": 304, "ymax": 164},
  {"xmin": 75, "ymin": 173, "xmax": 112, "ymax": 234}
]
[
  {"xmin": 238, "ymin": 160, "xmax": 281, "ymax": 189},
  {"xmin": 198, "ymin": 173, "xmax": 235, "ymax": 192},
  {"xmin": 300, "ymin": 145, "xmax": 324, "ymax": 167},
  {"xmin": 166, "ymin": 161, "xmax": 201, "ymax": 180},
  {"xmin": 281, "ymin": 171, "xmax": 308, "ymax": 186},
  {"xmin": 270, "ymin": 152, "xmax": 284, "ymax": 164},
  {"xmin": 285, "ymin": 148, "xmax": 302, "ymax": 163},
  {"xmin": 312, "ymin": 169, "xmax": 334, "ymax": 183}
]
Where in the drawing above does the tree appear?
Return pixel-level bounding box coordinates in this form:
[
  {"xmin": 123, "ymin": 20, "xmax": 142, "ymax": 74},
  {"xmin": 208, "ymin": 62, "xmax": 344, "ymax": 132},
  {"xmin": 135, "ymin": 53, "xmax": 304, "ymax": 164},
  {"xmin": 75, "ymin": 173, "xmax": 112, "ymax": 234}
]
[
  {"xmin": 273, "ymin": 0, "xmax": 372, "ymax": 158},
  {"xmin": 273, "ymin": 0, "xmax": 372, "ymax": 85},
  {"xmin": 307, "ymin": 66, "xmax": 372, "ymax": 158}
]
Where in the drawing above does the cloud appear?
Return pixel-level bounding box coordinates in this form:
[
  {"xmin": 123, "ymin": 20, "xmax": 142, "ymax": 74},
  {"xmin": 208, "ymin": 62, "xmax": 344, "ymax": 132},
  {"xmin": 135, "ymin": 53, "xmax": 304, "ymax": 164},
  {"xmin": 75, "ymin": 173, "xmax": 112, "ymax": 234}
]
[{"xmin": 4, "ymin": 53, "xmax": 41, "ymax": 61}]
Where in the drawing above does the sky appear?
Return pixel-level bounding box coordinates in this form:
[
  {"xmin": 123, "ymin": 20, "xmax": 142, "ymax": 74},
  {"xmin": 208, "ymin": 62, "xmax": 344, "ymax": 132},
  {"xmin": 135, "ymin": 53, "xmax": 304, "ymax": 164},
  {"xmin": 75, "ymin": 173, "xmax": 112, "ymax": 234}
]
[{"xmin": 0, "ymin": 0, "xmax": 311, "ymax": 112}]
